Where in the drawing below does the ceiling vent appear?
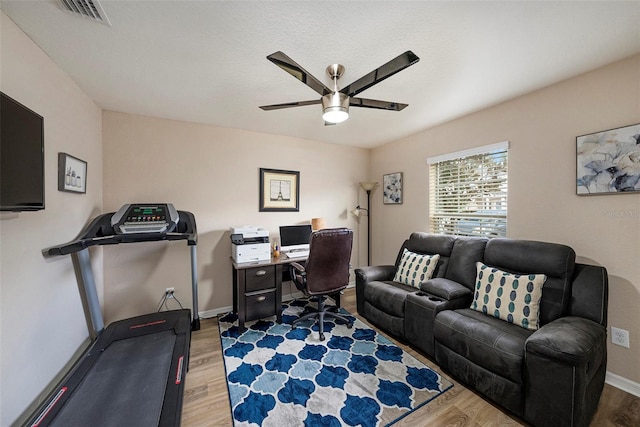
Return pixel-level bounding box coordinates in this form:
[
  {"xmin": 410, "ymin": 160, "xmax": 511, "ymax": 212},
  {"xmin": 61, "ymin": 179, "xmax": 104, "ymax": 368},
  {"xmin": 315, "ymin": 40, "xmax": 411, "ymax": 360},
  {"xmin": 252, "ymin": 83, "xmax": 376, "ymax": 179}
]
[{"xmin": 58, "ymin": 0, "xmax": 111, "ymax": 26}]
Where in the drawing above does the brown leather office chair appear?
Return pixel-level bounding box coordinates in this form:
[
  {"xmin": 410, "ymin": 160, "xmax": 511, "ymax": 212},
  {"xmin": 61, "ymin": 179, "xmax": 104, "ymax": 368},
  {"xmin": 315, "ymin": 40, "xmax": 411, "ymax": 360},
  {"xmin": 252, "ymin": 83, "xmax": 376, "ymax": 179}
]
[{"xmin": 289, "ymin": 227, "xmax": 354, "ymax": 340}]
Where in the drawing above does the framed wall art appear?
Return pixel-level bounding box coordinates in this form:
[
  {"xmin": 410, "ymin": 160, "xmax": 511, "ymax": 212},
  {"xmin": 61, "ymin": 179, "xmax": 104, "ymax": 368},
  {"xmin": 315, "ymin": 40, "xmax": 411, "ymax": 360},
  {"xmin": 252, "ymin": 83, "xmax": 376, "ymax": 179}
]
[
  {"xmin": 576, "ymin": 123, "xmax": 640, "ymax": 195},
  {"xmin": 259, "ymin": 168, "xmax": 300, "ymax": 211},
  {"xmin": 58, "ymin": 153, "xmax": 87, "ymax": 194},
  {"xmin": 383, "ymin": 172, "xmax": 403, "ymax": 204}
]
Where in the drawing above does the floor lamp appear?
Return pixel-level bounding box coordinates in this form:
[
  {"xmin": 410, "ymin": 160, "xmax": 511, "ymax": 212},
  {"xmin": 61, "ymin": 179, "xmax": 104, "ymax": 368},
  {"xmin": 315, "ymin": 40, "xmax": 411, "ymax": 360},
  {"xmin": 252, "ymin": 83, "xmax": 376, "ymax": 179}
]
[{"xmin": 351, "ymin": 181, "xmax": 378, "ymax": 266}]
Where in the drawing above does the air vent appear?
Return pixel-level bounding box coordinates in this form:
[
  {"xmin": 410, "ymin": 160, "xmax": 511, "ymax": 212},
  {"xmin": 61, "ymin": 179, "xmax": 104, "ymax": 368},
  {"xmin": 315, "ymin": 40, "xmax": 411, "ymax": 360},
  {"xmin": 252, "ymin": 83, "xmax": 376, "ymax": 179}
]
[{"xmin": 59, "ymin": 0, "xmax": 111, "ymax": 26}]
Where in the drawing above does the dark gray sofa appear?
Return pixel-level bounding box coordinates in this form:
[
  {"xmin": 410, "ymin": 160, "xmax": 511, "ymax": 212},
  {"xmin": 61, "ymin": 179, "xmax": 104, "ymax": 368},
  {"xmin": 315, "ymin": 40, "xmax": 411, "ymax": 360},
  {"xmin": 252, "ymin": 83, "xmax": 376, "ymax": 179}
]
[{"xmin": 355, "ymin": 232, "xmax": 608, "ymax": 427}]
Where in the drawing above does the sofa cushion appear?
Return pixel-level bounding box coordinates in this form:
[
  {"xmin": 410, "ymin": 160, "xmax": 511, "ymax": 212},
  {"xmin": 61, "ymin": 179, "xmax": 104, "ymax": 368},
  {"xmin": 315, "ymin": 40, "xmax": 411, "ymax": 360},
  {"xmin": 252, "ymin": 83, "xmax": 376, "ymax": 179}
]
[
  {"xmin": 404, "ymin": 232, "xmax": 455, "ymax": 256},
  {"xmin": 484, "ymin": 239, "xmax": 575, "ymax": 326},
  {"xmin": 398, "ymin": 233, "xmax": 455, "ymax": 278},
  {"xmin": 393, "ymin": 249, "xmax": 440, "ymax": 288},
  {"xmin": 471, "ymin": 262, "xmax": 546, "ymax": 330},
  {"xmin": 363, "ymin": 280, "xmax": 414, "ymax": 318},
  {"xmin": 444, "ymin": 236, "xmax": 488, "ymax": 289},
  {"xmin": 435, "ymin": 308, "xmax": 534, "ymax": 384}
]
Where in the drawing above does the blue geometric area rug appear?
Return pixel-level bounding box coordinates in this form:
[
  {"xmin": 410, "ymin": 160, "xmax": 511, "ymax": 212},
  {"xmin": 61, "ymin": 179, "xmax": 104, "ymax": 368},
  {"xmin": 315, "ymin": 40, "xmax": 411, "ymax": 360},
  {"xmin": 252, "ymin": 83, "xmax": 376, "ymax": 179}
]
[{"xmin": 218, "ymin": 299, "xmax": 453, "ymax": 427}]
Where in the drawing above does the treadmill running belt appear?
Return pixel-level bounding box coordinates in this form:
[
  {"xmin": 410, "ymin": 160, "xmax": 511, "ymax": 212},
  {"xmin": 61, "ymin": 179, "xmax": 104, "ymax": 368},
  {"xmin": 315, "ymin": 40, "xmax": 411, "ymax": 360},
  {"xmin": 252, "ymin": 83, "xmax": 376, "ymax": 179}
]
[{"xmin": 50, "ymin": 330, "xmax": 176, "ymax": 427}]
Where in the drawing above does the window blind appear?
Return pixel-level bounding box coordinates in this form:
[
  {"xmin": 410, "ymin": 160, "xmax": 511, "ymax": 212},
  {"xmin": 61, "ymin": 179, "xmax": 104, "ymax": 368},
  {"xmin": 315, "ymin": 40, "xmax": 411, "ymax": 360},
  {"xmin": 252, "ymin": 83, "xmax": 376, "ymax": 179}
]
[{"xmin": 428, "ymin": 142, "xmax": 508, "ymax": 238}]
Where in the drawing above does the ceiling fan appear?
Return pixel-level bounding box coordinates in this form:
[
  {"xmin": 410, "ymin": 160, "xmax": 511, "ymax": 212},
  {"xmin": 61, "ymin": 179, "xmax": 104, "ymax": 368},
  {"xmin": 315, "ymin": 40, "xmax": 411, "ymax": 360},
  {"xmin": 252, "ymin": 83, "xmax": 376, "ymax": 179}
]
[{"xmin": 259, "ymin": 50, "xmax": 420, "ymax": 125}]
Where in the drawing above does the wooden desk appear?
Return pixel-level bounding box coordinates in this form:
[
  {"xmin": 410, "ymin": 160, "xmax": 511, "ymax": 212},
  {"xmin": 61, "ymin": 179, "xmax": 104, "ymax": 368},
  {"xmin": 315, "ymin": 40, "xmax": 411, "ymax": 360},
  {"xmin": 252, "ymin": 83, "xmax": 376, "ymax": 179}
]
[{"xmin": 231, "ymin": 255, "xmax": 306, "ymax": 331}]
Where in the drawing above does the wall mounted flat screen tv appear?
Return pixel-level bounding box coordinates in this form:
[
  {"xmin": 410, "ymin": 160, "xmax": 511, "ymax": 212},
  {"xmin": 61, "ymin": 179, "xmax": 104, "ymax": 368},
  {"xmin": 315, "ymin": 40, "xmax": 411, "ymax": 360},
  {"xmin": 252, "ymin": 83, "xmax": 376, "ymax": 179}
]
[{"xmin": 1, "ymin": 92, "xmax": 45, "ymax": 211}]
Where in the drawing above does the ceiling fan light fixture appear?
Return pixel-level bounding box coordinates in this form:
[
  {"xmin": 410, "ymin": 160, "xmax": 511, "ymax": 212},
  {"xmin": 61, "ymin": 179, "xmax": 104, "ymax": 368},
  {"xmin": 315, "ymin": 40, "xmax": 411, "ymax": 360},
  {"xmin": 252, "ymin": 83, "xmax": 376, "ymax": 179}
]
[{"xmin": 322, "ymin": 92, "xmax": 349, "ymax": 124}]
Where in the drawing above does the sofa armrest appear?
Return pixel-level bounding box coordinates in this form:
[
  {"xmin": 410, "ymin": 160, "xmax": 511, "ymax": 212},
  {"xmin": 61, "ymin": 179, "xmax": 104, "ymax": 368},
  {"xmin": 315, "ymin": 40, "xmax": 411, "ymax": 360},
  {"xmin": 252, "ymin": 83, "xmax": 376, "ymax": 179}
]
[
  {"xmin": 421, "ymin": 278, "xmax": 472, "ymax": 302},
  {"xmin": 524, "ymin": 316, "xmax": 607, "ymax": 427},
  {"xmin": 355, "ymin": 265, "xmax": 396, "ymax": 283},
  {"xmin": 526, "ymin": 316, "xmax": 606, "ymax": 364},
  {"xmin": 355, "ymin": 265, "xmax": 396, "ymax": 314}
]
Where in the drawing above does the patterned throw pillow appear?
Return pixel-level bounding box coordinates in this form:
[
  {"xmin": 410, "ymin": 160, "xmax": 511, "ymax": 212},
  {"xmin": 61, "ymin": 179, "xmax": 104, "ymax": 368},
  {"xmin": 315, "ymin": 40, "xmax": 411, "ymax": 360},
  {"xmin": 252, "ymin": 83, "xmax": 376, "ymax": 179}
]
[
  {"xmin": 470, "ymin": 262, "xmax": 547, "ymax": 330},
  {"xmin": 393, "ymin": 249, "xmax": 440, "ymax": 288}
]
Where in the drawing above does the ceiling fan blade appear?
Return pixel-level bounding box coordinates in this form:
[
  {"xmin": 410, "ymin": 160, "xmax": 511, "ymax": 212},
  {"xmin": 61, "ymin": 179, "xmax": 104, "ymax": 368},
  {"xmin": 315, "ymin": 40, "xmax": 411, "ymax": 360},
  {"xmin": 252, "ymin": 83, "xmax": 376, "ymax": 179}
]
[
  {"xmin": 340, "ymin": 51, "xmax": 420, "ymax": 98},
  {"xmin": 267, "ymin": 51, "xmax": 332, "ymax": 96},
  {"xmin": 350, "ymin": 97, "xmax": 408, "ymax": 111},
  {"xmin": 259, "ymin": 99, "xmax": 322, "ymax": 111}
]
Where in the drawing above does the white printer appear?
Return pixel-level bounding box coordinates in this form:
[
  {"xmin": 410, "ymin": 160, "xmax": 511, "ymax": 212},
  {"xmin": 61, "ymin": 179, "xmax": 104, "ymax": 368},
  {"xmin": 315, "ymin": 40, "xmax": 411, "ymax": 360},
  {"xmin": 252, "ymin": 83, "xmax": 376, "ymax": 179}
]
[{"xmin": 230, "ymin": 226, "xmax": 271, "ymax": 263}]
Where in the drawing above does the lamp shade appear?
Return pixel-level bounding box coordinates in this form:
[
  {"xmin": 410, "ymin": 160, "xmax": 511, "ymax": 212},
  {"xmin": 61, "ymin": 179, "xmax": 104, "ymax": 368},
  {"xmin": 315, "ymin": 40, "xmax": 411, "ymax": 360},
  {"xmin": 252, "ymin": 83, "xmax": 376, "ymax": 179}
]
[
  {"xmin": 359, "ymin": 182, "xmax": 379, "ymax": 192},
  {"xmin": 311, "ymin": 218, "xmax": 326, "ymax": 230}
]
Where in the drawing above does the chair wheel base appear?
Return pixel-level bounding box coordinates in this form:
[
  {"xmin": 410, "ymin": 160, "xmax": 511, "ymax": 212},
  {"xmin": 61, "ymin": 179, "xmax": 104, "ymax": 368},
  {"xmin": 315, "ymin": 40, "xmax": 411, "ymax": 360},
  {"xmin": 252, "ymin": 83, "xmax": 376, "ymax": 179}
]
[{"xmin": 291, "ymin": 300, "xmax": 353, "ymax": 341}]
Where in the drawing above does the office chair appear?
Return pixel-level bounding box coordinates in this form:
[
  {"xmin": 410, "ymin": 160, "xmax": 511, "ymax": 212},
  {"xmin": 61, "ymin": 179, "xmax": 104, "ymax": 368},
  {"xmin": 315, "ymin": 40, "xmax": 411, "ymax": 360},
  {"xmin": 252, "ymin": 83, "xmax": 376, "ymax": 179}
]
[{"xmin": 289, "ymin": 227, "xmax": 354, "ymax": 340}]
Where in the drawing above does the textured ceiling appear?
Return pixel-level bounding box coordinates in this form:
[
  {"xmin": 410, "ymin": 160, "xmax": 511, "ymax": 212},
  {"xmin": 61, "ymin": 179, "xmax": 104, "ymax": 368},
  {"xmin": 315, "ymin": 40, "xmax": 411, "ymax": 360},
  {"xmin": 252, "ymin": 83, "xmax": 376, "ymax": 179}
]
[{"xmin": 2, "ymin": 1, "xmax": 639, "ymax": 148}]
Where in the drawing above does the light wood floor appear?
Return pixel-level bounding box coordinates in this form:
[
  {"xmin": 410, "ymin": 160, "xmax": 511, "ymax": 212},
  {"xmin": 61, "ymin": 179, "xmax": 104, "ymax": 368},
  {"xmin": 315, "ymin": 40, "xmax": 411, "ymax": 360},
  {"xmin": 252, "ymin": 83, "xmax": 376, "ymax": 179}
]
[{"xmin": 181, "ymin": 288, "xmax": 640, "ymax": 426}]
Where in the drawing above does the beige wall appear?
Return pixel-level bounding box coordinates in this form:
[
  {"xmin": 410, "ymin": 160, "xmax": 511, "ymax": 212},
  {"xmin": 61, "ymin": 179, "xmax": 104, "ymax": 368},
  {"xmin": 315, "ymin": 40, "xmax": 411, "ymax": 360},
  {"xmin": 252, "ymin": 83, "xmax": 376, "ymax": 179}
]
[
  {"xmin": 370, "ymin": 54, "xmax": 640, "ymax": 384},
  {"xmin": 0, "ymin": 12, "xmax": 103, "ymax": 426},
  {"xmin": 2, "ymin": 9, "xmax": 638, "ymax": 424},
  {"xmin": 101, "ymin": 111, "xmax": 370, "ymax": 323}
]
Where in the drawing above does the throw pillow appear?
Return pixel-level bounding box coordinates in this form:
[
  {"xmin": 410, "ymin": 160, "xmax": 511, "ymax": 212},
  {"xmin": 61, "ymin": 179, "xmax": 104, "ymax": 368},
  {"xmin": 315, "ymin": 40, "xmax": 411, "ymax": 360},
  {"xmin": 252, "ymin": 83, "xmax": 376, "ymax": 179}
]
[
  {"xmin": 470, "ymin": 262, "xmax": 547, "ymax": 330},
  {"xmin": 393, "ymin": 249, "xmax": 440, "ymax": 288}
]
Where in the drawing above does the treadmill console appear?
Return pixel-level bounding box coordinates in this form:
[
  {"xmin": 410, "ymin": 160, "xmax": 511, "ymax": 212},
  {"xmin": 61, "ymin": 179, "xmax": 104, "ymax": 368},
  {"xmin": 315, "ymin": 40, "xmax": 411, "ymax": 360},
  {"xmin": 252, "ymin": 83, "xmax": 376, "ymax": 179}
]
[{"xmin": 111, "ymin": 203, "xmax": 179, "ymax": 235}]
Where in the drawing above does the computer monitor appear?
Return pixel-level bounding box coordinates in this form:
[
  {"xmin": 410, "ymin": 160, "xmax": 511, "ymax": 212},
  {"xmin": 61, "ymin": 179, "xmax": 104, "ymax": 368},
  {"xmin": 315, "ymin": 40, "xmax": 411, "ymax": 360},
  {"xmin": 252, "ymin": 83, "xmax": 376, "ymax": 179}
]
[{"xmin": 279, "ymin": 224, "xmax": 312, "ymax": 253}]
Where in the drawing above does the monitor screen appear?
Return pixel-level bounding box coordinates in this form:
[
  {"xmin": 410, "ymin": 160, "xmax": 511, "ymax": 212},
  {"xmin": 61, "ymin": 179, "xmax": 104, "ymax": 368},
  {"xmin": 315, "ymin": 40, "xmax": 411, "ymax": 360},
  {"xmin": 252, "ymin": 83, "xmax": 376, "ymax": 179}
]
[
  {"xmin": 1, "ymin": 92, "xmax": 45, "ymax": 211},
  {"xmin": 279, "ymin": 224, "xmax": 312, "ymax": 252}
]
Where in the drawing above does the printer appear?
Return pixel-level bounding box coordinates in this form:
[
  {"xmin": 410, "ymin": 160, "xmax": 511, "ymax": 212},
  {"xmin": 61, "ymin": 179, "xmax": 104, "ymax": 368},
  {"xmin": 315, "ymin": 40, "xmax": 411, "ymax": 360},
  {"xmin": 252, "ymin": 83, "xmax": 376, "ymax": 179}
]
[{"xmin": 230, "ymin": 226, "xmax": 271, "ymax": 263}]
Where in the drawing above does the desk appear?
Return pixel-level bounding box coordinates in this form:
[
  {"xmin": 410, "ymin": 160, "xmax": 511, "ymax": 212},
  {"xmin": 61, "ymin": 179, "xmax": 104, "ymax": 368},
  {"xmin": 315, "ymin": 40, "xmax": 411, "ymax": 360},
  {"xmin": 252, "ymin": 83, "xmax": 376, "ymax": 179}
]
[{"xmin": 231, "ymin": 254, "xmax": 307, "ymax": 331}]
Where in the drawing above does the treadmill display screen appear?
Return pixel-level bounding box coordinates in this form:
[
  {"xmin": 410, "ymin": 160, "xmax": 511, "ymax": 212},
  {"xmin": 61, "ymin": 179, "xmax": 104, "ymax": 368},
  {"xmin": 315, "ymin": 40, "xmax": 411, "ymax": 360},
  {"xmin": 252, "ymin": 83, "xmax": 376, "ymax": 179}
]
[
  {"xmin": 126, "ymin": 205, "xmax": 167, "ymax": 223},
  {"xmin": 111, "ymin": 203, "xmax": 179, "ymax": 234}
]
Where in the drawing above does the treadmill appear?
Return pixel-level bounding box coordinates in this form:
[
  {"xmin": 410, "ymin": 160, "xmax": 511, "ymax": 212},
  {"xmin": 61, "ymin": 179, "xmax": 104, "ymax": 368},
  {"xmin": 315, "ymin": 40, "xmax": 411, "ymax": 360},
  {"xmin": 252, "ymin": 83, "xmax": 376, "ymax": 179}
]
[{"xmin": 27, "ymin": 204, "xmax": 199, "ymax": 427}]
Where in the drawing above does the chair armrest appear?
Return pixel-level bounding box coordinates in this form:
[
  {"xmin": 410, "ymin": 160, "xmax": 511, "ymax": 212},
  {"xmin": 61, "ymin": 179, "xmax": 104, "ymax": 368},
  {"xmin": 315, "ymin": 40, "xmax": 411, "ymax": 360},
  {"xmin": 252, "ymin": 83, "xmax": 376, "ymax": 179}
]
[
  {"xmin": 288, "ymin": 262, "xmax": 307, "ymax": 291},
  {"xmin": 355, "ymin": 265, "xmax": 396, "ymax": 314},
  {"xmin": 290, "ymin": 262, "xmax": 305, "ymax": 274},
  {"xmin": 421, "ymin": 278, "xmax": 472, "ymax": 302}
]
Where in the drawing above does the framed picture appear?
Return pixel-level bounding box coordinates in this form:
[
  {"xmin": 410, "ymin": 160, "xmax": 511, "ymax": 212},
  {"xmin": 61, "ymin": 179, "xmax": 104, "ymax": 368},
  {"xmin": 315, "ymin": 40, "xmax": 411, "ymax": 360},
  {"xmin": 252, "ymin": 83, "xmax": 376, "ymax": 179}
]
[
  {"xmin": 383, "ymin": 172, "xmax": 403, "ymax": 204},
  {"xmin": 58, "ymin": 153, "xmax": 87, "ymax": 194},
  {"xmin": 576, "ymin": 123, "xmax": 640, "ymax": 195},
  {"xmin": 259, "ymin": 168, "xmax": 300, "ymax": 211}
]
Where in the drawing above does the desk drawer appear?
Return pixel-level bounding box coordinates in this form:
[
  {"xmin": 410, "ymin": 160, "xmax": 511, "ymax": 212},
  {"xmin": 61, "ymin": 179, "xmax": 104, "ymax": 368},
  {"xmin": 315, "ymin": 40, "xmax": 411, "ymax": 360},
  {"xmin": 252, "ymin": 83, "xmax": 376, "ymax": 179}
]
[
  {"xmin": 245, "ymin": 266, "xmax": 276, "ymax": 292},
  {"xmin": 245, "ymin": 291, "xmax": 276, "ymax": 321}
]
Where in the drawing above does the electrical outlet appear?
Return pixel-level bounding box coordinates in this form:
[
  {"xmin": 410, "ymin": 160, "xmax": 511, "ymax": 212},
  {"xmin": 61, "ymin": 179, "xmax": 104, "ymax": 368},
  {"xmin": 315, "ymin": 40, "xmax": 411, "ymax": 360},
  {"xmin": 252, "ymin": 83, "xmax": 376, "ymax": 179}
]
[
  {"xmin": 611, "ymin": 327, "xmax": 630, "ymax": 348},
  {"xmin": 165, "ymin": 287, "xmax": 175, "ymax": 299}
]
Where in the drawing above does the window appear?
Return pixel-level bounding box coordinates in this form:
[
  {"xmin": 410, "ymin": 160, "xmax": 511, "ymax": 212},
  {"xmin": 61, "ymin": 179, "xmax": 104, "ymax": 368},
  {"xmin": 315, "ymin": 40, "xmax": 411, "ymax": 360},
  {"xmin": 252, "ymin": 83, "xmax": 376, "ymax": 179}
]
[{"xmin": 428, "ymin": 142, "xmax": 508, "ymax": 238}]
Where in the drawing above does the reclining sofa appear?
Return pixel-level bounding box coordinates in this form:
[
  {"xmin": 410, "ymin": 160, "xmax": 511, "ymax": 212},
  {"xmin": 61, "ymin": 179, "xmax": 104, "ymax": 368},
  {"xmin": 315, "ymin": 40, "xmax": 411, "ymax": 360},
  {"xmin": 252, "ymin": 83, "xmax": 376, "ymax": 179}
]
[{"xmin": 355, "ymin": 232, "xmax": 608, "ymax": 427}]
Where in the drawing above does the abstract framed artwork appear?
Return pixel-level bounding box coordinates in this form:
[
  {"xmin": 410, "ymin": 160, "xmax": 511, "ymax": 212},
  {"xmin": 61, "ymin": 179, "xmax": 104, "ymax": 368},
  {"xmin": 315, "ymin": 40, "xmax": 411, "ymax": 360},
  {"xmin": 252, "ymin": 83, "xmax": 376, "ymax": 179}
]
[
  {"xmin": 576, "ymin": 123, "xmax": 640, "ymax": 195},
  {"xmin": 58, "ymin": 152, "xmax": 87, "ymax": 194},
  {"xmin": 259, "ymin": 168, "xmax": 300, "ymax": 211},
  {"xmin": 383, "ymin": 172, "xmax": 403, "ymax": 204}
]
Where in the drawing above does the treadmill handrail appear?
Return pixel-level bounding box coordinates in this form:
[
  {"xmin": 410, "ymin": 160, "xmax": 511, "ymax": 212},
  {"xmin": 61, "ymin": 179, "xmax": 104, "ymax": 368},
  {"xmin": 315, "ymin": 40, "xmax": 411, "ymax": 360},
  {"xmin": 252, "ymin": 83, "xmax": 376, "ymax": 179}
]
[{"xmin": 45, "ymin": 210, "xmax": 197, "ymax": 256}]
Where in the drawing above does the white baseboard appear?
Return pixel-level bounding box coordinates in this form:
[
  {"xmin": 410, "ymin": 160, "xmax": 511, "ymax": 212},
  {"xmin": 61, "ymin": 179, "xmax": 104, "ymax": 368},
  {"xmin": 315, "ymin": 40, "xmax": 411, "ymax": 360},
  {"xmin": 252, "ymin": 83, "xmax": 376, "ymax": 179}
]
[
  {"xmin": 199, "ymin": 306, "xmax": 231, "ymax": 319},
  {"xmin": 606, "ymin": 371, "xmax": 640, "ymax": 397}
]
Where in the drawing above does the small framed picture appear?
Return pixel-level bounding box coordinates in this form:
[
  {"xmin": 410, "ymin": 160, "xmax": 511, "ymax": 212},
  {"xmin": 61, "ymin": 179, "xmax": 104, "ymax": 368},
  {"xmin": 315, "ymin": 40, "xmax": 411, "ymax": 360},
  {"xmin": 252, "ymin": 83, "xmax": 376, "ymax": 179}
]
[
  {"xmin": 259, "ymin": 168, "xmax": 300, "ymax": 211},
  {"xmin": 383, "ymin": 172, "xmax": 403, "ymax": 204},
  {"xmin": 58, "ymin": 153, "xmax": 87, "ymax": 194}
]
